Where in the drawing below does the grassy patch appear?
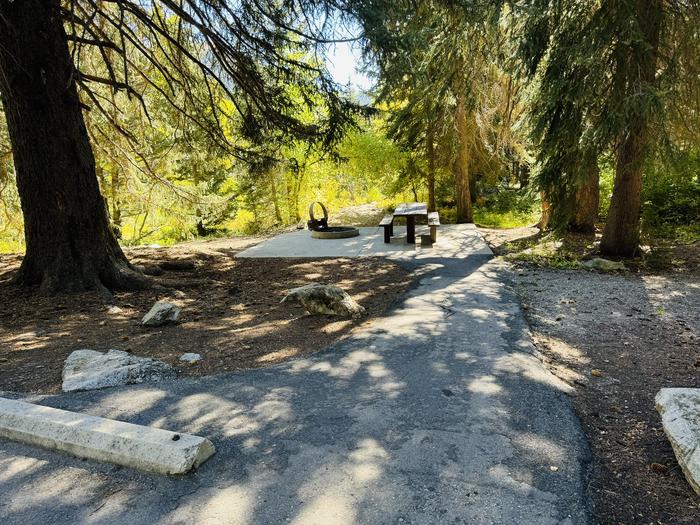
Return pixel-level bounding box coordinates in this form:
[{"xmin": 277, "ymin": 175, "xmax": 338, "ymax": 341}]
[{"xmin": 473, "ymin": 208, "xmax": 540, "ymax": 229}]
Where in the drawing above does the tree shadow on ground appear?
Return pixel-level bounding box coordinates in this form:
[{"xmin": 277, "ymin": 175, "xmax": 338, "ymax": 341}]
[
  {"xmin": 0, "ymin": 255, "xmax": 414, "ymax": 393},
  {"xmin": 512, "ymin": 264, "xmax": 700, "ymax": 523},
  {"xmin": 0, "ymin": 255, "xmax": 591, "ymax": 524}
]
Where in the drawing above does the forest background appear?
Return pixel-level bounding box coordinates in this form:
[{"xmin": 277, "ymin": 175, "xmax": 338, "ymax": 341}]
[{"xmin": 0, "ymin": 1, "xmax": 697, "ymax": 257}]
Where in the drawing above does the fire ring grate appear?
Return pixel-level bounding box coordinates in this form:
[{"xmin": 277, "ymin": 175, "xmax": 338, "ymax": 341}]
[{"xmin": 311, "ymin": 226, "xmax": 360, "ymax": 239}]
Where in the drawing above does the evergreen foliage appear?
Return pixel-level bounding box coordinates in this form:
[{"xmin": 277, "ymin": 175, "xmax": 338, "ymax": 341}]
[{"xmin": 0, "ymin": 0, "xmax": 697, "ymax": 269}]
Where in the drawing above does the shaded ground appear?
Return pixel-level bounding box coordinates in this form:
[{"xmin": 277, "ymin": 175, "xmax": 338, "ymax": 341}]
[
  {"xmin": 480, "ymin": 224, "xmax": 700, "ymax": 273},
  {"xmin": 0, "ymin": 249, "xmax": 590, "ymax": 524},
  {"xmin": 0, "ymin": 237, "xmax": 414, "ymax": 394},
  {"xmin": 478, "ymin": 226, "xmax": 540, "ymax": 254},
  {"xmin": 480, "ymin": 227, "xmax": 700, "ymax": 524}
]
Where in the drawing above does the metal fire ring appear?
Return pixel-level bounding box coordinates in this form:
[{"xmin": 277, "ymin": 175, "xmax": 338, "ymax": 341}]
[
  {"xmin": 307, "ymin": 201, "xmax": 359, "ymax": 239},
  {"xmin": 311, "ymin": 226, "xmax": 360, "ymax": 239}
]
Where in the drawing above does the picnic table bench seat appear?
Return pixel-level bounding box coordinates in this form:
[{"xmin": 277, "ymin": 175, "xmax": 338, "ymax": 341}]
[
  {"xmin": 380, "ymin": 214, "xmax": 394, "ymax": 243},
  {"xmin": 427, "ymin": 211, "xmax": 440, "ymax": 243}
]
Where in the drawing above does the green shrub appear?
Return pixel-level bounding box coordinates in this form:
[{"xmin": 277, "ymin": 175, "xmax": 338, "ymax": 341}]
[
  {"xmin": 472, "ymin": 188, "xmax": 539, "ymax": 228},
  {"xmin": 641, "ymin": 155, "xmax": 700, "ymax": 243}
]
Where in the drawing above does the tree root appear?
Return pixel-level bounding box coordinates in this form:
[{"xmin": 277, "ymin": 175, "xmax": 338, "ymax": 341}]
[{"xmin": 13, "ymin": 254, "xmax": 150, "ymax": 297}]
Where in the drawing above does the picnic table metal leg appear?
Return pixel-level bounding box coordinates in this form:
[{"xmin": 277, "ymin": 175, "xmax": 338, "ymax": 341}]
[{"xmin": 406, "ymin": 216, "xmax": 416, "ymax": 244}]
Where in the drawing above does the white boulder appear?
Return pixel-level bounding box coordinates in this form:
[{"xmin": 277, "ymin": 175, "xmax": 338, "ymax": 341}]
[
  {"xmin": 281, "ymin": 283, "xmax": 365, "ymax": 318},
  {"xmin": 62, "ymin": 349, "xmax": 176, "ymax": 392},
  {"xmin": 142, "ymin": 301, "xmax": 181, "ymax": 326},
  {"xmin": 656, "ymin": 388, "xmax": 700, "ymax": 496},
  {"xmin": 179, "ymin": 353, "xmax": 202, "ymax": 364}
]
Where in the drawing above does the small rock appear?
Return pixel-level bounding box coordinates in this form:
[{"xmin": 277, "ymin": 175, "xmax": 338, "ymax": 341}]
[
  {"xmin": 582, "ymin": 258, "xmax": 626, "ymax": 272},
  {"xmin": 107, "ymin": 305, "xmax": 123, "ymax": 314},
  {"xmin": 62, "ymin": 349, "xmax": 175, "ymax": 392},
  {"xmin": 549, "ymin": 465, "xmax": 559, "ymax": 472},
  {"xmin": 179, "ymin": 353, "xmax": 202, "ymax": 364},
  {"xmin": 650, "ymin": 462, "xmax": 669, "ymax": 474},
  {"xmin": 142, "ymin": 301, "xmax": 181, "ymax": 327},
  {"xmin": 591, "ymin": 369, "xmax": 603, "ymax": 377},
  {"xmin": 281, "ymin": 283, "xmax": 365, "ymax": 318}
]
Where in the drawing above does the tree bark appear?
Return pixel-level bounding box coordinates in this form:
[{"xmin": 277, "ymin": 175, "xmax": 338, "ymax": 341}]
[
  {"xmin": 570, "ymin": 156, "xmax": 599, "ymax": 233},
  {"xmin": 426, "ymin": 122, "xmax": 436, "ymax": 212},
  {"xmin": 269, "ymin": 170, "xmax": 283, "ymax": 224},
  {"xmin": 600, "ymin": 0, "xmax": 662, "ymax": 256},
  {"xmin": 538, "ymin": 192, "xmax": 552, "ymax": 230},
  {"xmin": 454, "ymin": 91, "xmax": 473, "ymax": 223},
  {"xmin": 600, "ymin": 125, "xmax": 647, "ymax": 255},
  {"xmin": 0, "ymin": 0, "xmax": 147, "ymax": 294}
]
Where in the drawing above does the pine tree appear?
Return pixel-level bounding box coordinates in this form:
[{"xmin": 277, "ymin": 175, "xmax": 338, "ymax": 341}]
[
  {"xmin": 516, "ymin": 0, "xmax": 699, "ymax": 253},
  {"xmin": 0, "ymin": 0, "xmax": 358, "ymax": 294},
  {"xmin": 356, "ymin": 0, "xmax": 516, "ymax": 222}
]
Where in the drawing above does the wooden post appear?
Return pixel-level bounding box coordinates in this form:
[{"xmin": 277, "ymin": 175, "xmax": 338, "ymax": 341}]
[{"xmin": 406, "ymin": 216, "xmax": 416, "ymax": 244}]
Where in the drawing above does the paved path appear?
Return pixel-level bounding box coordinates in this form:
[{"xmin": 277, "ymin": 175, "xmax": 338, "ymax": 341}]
[{"xmin": 0, "ymin": 229, "xmax": 590, "ymax": 524}]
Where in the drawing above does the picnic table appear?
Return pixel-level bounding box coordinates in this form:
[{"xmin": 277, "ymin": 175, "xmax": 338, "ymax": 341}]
[{"xmin": 380, "ymin": 202, "xmax": 440, "ymax": 244}]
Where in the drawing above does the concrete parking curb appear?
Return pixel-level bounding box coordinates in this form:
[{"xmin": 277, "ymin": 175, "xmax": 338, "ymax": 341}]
[{"xmin": 0, "ymin": 397, "xmax": 215, "ymax": 475}]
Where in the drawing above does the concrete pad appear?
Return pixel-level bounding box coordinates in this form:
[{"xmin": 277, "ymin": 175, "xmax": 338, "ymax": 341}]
[
  {"xmin": 235, "ymin": 224, "xmax": 492, "ymax": 259},
  {"xmin": 0, "ymin": 397, "xmax": 215, "ymax": 475}
]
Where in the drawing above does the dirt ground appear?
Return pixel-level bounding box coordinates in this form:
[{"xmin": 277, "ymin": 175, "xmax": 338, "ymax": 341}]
[
  {"xmin": 0, "ymin": 237, "xmax": 415, "ymax": 394},
  {"xmin": 481, "ymin": 227, "xmax": 700, "ymax": 524}
]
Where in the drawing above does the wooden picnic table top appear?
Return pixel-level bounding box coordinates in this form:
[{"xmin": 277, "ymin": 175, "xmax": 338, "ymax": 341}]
[{"xmin": 393, "ymin": 202, "xmax": 428, "ymax": 216}]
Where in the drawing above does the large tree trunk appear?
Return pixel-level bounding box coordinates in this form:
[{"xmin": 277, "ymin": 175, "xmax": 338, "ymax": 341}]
[
  {"xmin": 538, "ymin": 192, "xmax": 552, "ymax": 230},
  {"xmin": 426, "ymin": 122, "xmax": 436, "ymax": 212},
  {"xmin": 570, "ymin": 157, "xmax": 599, "ymax": 233},
  {"xmin": 454, "ymin": 92, "xmax": 473, "ymax": 223},
  {"xmin": 600, "ymin": 0, "xmax": 662, "ymax": 256},
  {"xmin": 600, "ymin": 126, "xmax": 647, "ymax": 255},
  {"xmin": 0, "ymin": 0, "xmax": 147, "ymax": 294}
]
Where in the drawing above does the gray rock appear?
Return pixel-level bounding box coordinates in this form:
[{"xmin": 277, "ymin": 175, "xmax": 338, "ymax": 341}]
[
  {"xmin": 179, "ymin": 353, "xmax": 202, "ymax": 364},
  {"xmin": 582, "ymin": 258, "xmax": 626, "ymax": 271},
  {"xmin": 281, "ymin": 283, "xmax": 365, "ymax": 318},
  {"xmin": 62, "ymin": 349, "xmax": 176, "ymax": 392},
  {"xmin": 656, "ymin": 388, "xmax": 700, "ymax": 496},
  {"xmin": 142, "ymin": 301, "xmax": 181, "ymax": 326}
]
